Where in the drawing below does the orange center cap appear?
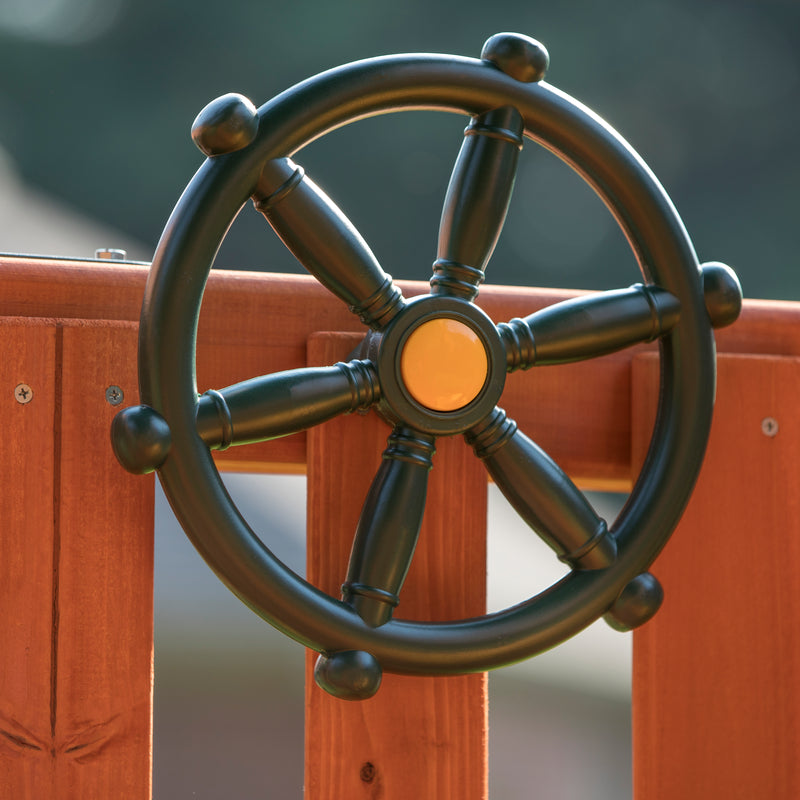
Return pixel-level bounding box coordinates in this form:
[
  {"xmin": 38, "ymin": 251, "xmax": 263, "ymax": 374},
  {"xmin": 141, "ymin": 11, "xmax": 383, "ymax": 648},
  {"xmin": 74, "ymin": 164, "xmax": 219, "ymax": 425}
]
[{"xmin": 400, "ymin": 318, "xmax": 488, "ymax": 411}]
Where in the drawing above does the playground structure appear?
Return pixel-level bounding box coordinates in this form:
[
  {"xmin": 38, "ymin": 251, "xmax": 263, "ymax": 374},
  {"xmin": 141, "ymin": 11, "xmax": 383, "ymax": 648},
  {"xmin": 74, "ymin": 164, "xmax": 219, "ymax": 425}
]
[{"xmin": 2, "ymin": 32, "xmax": 797, "ymax": 799}]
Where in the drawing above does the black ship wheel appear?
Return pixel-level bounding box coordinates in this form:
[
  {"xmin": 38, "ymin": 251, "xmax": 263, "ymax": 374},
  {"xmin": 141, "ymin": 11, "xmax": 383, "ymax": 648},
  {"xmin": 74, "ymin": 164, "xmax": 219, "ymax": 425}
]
[{"xmin": 112, "ymin": 33, "xmax": 741, "ymax": 700}]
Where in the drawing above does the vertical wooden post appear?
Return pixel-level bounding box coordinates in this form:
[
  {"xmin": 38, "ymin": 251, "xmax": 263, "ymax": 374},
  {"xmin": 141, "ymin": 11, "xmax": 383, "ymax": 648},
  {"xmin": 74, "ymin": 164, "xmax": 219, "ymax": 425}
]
[
  {"xmin": 1, "ymin": 320, "xmax": 58, "ymax": 799},
  {"xmin": 305, "ymin": 333, "xmax": 488, "ymax": 799},
  {"xmin": 56, "ymin": 322, "xmax": 154, "ymax": 797},
  {"xmin": 632, "ymin": 353, "xmax": 800, "ymax": 798},
  {"xmin": 0, "ymin": 319, "xmax": 154, "ymax": 798}
]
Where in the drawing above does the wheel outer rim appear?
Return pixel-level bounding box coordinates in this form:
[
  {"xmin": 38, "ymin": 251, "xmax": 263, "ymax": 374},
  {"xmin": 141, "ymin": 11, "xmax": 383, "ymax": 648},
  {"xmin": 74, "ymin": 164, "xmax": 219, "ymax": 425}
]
[{"xmin": 139, "ymin": 53, "xmax": 715, "ymax": 675}]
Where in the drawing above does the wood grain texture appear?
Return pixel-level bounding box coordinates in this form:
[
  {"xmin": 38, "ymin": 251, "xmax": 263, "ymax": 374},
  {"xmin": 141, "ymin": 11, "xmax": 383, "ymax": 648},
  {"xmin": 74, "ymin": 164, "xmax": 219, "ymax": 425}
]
[
  {"xmin": 0, "ymin": 319, "xmax": 58, "ymax": 798},
  {"xmin": 0, "ymin": 259, "xmax": 686, "ymax": 488},
  {"xmin": 55, "ymin": 322, "xmax": 154, "ymax": 797},
  {"xmin": 188, "ymin": 269, "xmax": 636, "ymax": 487},
  {"xmin": 5, "ymin": 258, "xmax": 799, "ymax": 488},
  {"xmin": 305, "ymin": 333, "xmax": 488, "ymax": 800},
  {"xmin": 0, "ymin": 318, "xmax": 154, "ymax": 798},
  {"xmin": 7, "ymin": 258, "xmax": 800, "ymax": 798},
  {"xmin": 632, "ymin": 353, "xmax": 800, "ymax": 799}
]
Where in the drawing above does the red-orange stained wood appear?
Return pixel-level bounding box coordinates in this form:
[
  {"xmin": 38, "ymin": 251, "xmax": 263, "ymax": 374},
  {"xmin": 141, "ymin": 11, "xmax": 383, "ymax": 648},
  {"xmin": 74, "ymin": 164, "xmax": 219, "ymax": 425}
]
[
  {"xmin": 0, "ymin": 257, "xmax": 670, "ymax": 488},
  {"xmin": 0, "ymin": 318, "xmax": 153, "ymax": 798},
  {"xmin": 632, "ymin": 353, "xmax": 800, "ymax": 799},
  {"xmin": 55, "ymin": 322, "xmax": 153, "ymax": 797},
  {"xmin": 0, "ymin": 319, "xmax": 58, "ymax": 798},
  {"xmin": 7, "ymin": 258, "xmax": 800, "ymax": 489},
  {"xmin": 305, "ymin": 332, "xmax": 488, "ymax": 800},
  {"xmin": 6, "ymin": 258, "xmax": 800, "ymax": 797}
]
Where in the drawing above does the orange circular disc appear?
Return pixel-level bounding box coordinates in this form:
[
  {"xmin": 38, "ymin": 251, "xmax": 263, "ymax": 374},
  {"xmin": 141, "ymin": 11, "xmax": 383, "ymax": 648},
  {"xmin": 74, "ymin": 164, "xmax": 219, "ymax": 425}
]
[{"xmin": 400, "ymin": 317, "xmax": 488, "ymax": 411}]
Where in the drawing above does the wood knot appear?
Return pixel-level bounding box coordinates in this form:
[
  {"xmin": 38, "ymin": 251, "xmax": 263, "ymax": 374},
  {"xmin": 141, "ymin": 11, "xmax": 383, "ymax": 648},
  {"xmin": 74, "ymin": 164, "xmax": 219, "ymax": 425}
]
[{"xmin": 360, "ymin": 761, "xmax": 376, "ymax": 783}]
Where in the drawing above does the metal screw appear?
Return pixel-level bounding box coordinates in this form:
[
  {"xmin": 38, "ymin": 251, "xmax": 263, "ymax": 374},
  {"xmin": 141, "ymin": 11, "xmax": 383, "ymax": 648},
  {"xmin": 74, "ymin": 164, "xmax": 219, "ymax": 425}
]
[
  {"xmin": 761, "ymin": 417, "xmax": 779, "ymax": 437},
  {"xmin": 95, "ymin": 248, "xmax": 127, "ymax": 261},
  {"xmin": 105, "ymin": 385, "xmax": 124, "ymax": 406},
  {"xmin": 14, "ymin": 383, "xmax": 33, "ymax": 404}
]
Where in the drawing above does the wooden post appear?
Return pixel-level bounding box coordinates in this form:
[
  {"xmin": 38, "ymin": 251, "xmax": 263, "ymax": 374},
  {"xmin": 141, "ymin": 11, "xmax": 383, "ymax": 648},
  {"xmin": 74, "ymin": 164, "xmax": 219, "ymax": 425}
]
[
  {"xmin": 0, "ymin": 318, "xmax": 154, "ymax": 798},
  {"xmin": 1, "ymin": 319, "xmax": 58, "ymax": 798},
  {"xmin": 305, "ymin": 333, "xmax": 488, "ymax": 799},
  {"xmin": 632, "ymin": 353, "xmax": 800, "ymax": 798}
]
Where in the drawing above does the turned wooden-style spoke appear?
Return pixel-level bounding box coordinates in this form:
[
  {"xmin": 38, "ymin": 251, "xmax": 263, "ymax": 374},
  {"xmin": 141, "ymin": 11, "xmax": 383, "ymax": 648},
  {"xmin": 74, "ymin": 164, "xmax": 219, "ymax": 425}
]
[
  {"xmin": 499, "ymin": 283, "xmax": 681, "ymax": 370},
  {"xmin": 431, "ymin": 106, "xmax": 524, "ymax": 301},
  {"xmin": 466, "ymin": 408, "xmax": 616, "ymax": 570},
  {"xmin": 252, "ymin": 157, "xmax": 404, "ymax": 330},
  {"xmin": 341, "ymin": 428, "xmax": 435, "ymax": 628},
  {"xmin": 195, "ymin": 360, "xmax": 379, "ymax": 450}
]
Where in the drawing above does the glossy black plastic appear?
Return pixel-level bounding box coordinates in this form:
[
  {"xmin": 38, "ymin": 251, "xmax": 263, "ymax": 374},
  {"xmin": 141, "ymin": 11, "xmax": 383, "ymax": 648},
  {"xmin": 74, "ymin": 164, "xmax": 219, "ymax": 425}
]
[
  {"xmin": 500, "ymin": 283, "xmax": 681, "ymax": 369},
  {"xmin": 342, "ymin": 428, "xmax": 435, "ymax": 628},
  {"xmin": 466, "ymin": 408, "xmax": 616, "ymax": 570},
  {"xmin": 368, "ymin": 294, "xmax": 507, "ymax": 436},
  {"xmin": 432, "ymin": 105, "xmax": 523, "ymax": 300},
  {"xmin": 121, "ymin": 34, "xmax": 738, "ymax": 680},
  {"xmin": 253, "ymin": 158, "xmax": 404, "ymax": 329},
  {"xmin": 194, "ymin": 360, "xmax": 379, "ymax": 448}
]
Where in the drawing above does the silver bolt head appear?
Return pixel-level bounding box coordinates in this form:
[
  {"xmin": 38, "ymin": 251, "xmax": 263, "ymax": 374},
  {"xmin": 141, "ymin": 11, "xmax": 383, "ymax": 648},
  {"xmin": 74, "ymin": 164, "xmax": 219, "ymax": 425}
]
[{"xmin": 95, "ymin": 248, "xmax": 127, "ymax": 260}]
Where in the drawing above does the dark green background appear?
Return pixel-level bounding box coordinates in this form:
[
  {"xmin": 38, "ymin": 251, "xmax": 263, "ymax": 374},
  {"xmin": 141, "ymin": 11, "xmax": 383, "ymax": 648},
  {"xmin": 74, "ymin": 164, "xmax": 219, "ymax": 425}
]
[{"xmin": 1, "ymin": 0, "xmax": 796, "ymax": 298}]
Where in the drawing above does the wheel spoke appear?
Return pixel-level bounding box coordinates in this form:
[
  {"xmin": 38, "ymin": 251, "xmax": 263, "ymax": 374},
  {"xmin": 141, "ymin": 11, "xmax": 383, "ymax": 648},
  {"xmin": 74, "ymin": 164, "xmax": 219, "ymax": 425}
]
[
  {"xmin": 252, "ymin": 158, "xmax": 404, "ymax": 330},
  {"xmin": 195, "ymin": 360, "xmax": 379, "ymax": 449},
  {"xmin": 499, "ymin": 283, "xmax": 680, "ymax": 370},
  {"xmin": 431, "ymin": 106, "xmax": 524, "ymax": 301},
  {"xmin": 466, "ymin": 408, "xmax": 616, "ymax": 570},
  {"xmin": 341, "ymin": 428, "xmax": 435, "ymax": 627}
]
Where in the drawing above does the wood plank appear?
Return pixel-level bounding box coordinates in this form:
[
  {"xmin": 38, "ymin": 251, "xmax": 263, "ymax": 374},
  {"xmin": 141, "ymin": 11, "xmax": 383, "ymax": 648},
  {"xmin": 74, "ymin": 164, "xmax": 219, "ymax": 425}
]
[
  {"xmin": 54, "ymin": 321, "xmax": 153, "ymax": 798},
  {"xmin": 0, "ymin": 319, "xmax": 57, "ymax": 798},
  {"xmin": 5, "ymin": 257, "xmax": 800, "ymax": 487},
  {"xmin": 631, "ymin": 353, "xmax": 800, "ymax": 798},
  {"xmin": 4, "ymin": 256, "xmax": 800, "ymax": 359},
  {"xmin": 305, "ymin": 332, "xmax": 488, "ymax": 800},
  {"xmin": 0, "ymin": 256, "xmax": 577, "ymax": 327},
  {"xmin": 0, "ymin": 318, "xmax": 153, "ymax": 797},
  {"xmin": 0, "ymin": 257, "xmax": 149, "ymax": 321}
]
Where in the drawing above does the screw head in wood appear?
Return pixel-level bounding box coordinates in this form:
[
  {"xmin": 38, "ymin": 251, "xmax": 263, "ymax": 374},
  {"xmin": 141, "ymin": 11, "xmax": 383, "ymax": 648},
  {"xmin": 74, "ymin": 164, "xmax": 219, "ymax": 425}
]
[
  {"xmin": 762, "ymin": 417, "xmax": 779, "ymax": 437},
  {"xmin": 105, "ymin": 385, "xmax": 124, "ymax": 406},
  {"xmin": 14, "ymin": 383, "xmax": 33, "ymax": 404}
]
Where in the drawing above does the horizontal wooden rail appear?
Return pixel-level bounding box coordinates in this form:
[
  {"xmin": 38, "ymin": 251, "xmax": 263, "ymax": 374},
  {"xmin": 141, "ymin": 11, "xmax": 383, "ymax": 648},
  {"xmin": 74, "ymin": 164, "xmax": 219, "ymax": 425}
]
[{"xmin": 3, "ymin": 256, "xmax": 795, "ymax": 489}]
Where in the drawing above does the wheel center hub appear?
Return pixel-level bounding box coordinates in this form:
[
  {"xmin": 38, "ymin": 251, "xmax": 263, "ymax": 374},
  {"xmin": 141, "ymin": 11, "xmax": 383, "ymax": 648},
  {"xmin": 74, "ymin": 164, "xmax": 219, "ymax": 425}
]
[
  {"xmin": 400, "ymin": 318, "xmax": 488, "ymax": 411},
  {"xmin": 369, "ymin": 295, "xmax": 506, "ymax": 436}
]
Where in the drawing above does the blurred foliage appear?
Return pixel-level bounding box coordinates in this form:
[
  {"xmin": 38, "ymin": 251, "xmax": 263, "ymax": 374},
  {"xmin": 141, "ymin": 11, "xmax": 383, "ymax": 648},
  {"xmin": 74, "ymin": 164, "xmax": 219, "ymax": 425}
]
[{"xmin": 0, "ymin": 0, "xmax": 797, "ymax": 297}]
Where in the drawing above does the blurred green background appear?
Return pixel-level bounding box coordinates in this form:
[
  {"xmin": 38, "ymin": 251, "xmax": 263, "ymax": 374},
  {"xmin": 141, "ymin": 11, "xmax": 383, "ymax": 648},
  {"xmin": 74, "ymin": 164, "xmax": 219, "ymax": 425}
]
[
  {"xmin": 1, "ymin": 0, "xmax": 797, "ymax": 296},
  {"xmin": 1, "ymin": 1, "xmax": 796, "ymax": 798}
]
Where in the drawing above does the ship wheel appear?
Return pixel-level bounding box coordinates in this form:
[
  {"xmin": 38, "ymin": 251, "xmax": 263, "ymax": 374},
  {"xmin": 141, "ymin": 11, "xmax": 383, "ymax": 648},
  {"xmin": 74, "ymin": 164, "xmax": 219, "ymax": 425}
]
[{"xmin": 112, "ymin": 33, "xmax": 741, "ymax": 699}]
